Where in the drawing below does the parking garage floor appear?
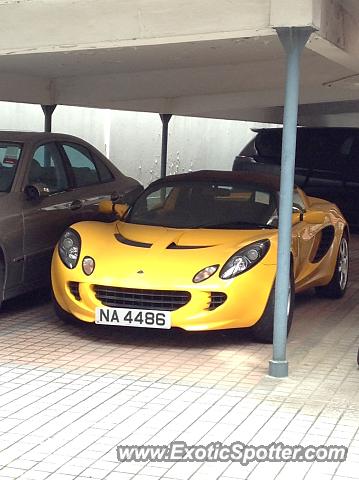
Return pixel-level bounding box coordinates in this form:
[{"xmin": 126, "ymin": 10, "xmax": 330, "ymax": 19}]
[{"xmin": 0, "ymin": 239, "xmax": 358, "ymax": 480}]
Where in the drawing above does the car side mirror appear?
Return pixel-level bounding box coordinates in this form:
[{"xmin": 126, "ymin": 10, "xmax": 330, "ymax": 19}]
[
  {"xmin": 113, "ymin": 203, "xmax": 129, "ymax": 219},
  {"xmin": 98, "ymin": 200, "xmax": 114, "ymax": 215},
  {"xmin": 292, "ymin": 212, "xmax": 302, "ymax": 224},
  {"xmin": 119, "ymin": 185, "xmax": 144, "ymax": 205},
  {"xmin": 98, "ymin": 200, "xmax": 129, "ymax": 219},
  {"xmin": 303, "ymin": 211, "xmax": 326, "ymax": 224},
  {"xmin": 24, "ymin": 183, "xmax": 50, "ymax": 200},
  {"xmin": 292, "ymin": 205, "xmax": 304, "ymax": 224}
]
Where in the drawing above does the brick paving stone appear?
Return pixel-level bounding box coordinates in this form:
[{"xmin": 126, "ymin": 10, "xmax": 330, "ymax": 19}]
[{"xmin": 0, "ymin": 237, "xmax": 358, "ymax": 479}]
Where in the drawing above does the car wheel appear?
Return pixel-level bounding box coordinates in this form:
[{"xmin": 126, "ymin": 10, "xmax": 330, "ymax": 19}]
[
  {"xmin": 250, "ymin": 267, "xmax": 295, "ymax": 344},
  {"xmin": 315, "ymin": 235, "xmax": 349, "ymax": 299}
]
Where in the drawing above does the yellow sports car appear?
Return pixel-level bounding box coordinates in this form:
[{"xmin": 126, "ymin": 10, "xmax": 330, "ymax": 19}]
[{"xmin": 51, "ymin": 170, "xmax": 349, "ymax": 342}]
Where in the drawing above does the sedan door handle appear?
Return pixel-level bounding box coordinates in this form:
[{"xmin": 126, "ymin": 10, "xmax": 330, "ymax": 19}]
[{"xmin": 69, "ymin": 200, "xmax": 83, "ymax": 211}]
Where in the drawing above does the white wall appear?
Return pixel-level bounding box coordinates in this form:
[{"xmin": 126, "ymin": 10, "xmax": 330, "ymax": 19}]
[
  {"xmin": 0, "ymin": 101, "xmax": 273, "ymax": 186},
  {"xmin": 0, "ymin": 102, "xmax": 43, "ymax": 131},
  {"xmin": 108, "ymin": 110, "xmax": 163, "ymax": 185}
]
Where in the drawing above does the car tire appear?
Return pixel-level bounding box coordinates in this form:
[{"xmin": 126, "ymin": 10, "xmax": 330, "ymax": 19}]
[
  {"xmin": 250, "ymin": 267, "xmax": 295, "ymax": 344},
  {"xmin": 315, "ymin": 235, "xmax": 349, "ymax": 299}
]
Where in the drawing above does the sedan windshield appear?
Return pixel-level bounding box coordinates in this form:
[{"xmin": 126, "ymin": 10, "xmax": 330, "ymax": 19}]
[
  {"xmin": 0, "ymin": 143, "xmax": 22, "ymax": 192},
  {"xmin": 127, "ymin": 180, "xmax": 278, "ymax": 229}
]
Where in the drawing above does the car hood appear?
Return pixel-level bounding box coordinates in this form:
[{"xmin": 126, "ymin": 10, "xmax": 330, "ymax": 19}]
[
  {"xmin": 117, "ymin": 221, "xmax": 270, "ymax": 246},
  {"xmin": 113, "ymin": 221, "xmax": 278, "ymax": 264},
  {"xmin": 73, "ymin": 221, "xmax": 278, "ymax": 287}
]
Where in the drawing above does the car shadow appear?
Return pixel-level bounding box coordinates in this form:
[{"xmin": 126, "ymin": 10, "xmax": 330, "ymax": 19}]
[
  {"xmin": 64, "ymin": 319, "xmax": 254, "ymax": 349},
  {"xmin": 0, "ymin": 287, "xmax": 52, "ymax": 314},
  {"xmin": 0, "ymin": 286, "xmax": 326, "ymax": 350},
  {"xmin": 0, "ymin": 289, "xmax": 252, "ymax": 348}
]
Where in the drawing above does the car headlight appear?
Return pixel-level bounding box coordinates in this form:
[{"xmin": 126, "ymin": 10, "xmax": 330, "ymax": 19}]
[
  {"xmin": 193, "ymin": 265, "xmax": 219, "ymax": 283},
  {"xmin": 219, "ymin": 240, "xmax": 270, "ymax": 279},
  {"xmin": 58, "ymin": 228, "xmax": 81, "ymax": 269}
]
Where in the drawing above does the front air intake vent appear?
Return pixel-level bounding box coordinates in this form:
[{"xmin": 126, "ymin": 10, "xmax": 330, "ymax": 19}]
[
  {"xmin": 68, "ymin": 281, "xmax": 80, "ymax": 300},
  {"xmin": 208, "ymin": 292, "xmax": 227, "ymax": 310},
  {"xmin": 167, "ymin": 242, "xmax": 212, "ymax": 249},
  {"xmin": 312, "ymin": 226, "xmax": 335, "ymax": 263},
  {"xmin": 114, "ymin": 233, "xmax": 152, "ymax": 248}
]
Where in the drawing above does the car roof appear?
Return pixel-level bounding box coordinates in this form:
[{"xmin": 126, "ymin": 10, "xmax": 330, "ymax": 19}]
[
  {"xmin": 0, "ymin": 131, "xmax": 89, "ymax": 143},
  {"xmin": 151, "ymin": 170, "xmax": 282, "ymax": 191}
]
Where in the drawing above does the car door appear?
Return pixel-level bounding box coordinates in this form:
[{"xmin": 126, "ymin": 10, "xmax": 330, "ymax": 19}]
[
  {"xmin": 22, "ymin": 142, "xmax": 83, "ymax": 286},
  {"xmin": 58, "ymin": 141, "xmax": 118, "ymax": 221},
  {"xmin": 0, "ymin": 142, "xmax": 24, "ymax": 297}
]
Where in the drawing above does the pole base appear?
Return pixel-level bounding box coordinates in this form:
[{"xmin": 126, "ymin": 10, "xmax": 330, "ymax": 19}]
[{"xmin": 268, "ymin": 360, "xmax": 288, "ymax": 378}]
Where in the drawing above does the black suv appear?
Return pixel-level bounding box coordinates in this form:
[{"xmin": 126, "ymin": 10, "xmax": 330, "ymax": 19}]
[{"xmin": 233, "ymin": 127, "xmax": 359, "ymax": 227}]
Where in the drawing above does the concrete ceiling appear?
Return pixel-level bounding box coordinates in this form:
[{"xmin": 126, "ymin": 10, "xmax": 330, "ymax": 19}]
[{"xmin": 1, "ymin": 0, "xmax": 359, "ymax": 125}]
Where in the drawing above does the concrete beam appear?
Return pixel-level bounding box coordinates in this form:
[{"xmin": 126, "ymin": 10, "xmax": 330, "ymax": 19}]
[
  {"xmin": 270, "ymin": 0, "xmax": 321, "ymax": 29},
  {"xmin": 53, "ymin": 57, "xmax": 288, "ymax": 106},
  {"xmin": 49, "ymin": 46, "xmax": 355, "ymax": 110},
  {"xmin": 52, "ymin": 78, "xmax": 359, "ymax": 119},
  {"xmin": 166, "ymin": 84, "xmax": 359, "ymax": 117},
  {"xmin": 0, "ymin": 0, "xmax": 273, "ymax": 55},
  {"xmin": 307, "ymin": 0, "xmax": 359, "ymax": 73},
  {"xmin": 0, "ymin": 73, "xmax": 50, "ymax": 104}
]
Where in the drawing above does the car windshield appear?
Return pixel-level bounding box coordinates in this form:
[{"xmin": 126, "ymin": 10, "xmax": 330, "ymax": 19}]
[
  {"xmin": 0, "ymin": 143, "xmax": 22, "ymax": 192},
  {"xmin": 126, "ymin": 180, "xmax": 278, "ymax": 229}
]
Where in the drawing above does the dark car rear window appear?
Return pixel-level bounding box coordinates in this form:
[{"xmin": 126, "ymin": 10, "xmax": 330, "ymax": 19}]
[
  {"xmin": 252, "ymin": 129, "xmax": 358, "ymax": 186},
  {"xmin": 255, "ymin": 129, "xmax": 354, "ymax": 166}
]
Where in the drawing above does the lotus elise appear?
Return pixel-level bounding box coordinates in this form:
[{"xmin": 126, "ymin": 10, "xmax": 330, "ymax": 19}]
[{"xmin": 51, "ymin": 171, "xmax": 349, "ymax": 342}]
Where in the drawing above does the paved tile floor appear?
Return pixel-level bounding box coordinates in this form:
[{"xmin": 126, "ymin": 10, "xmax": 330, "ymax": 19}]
[{"xmin": 0, "ymin": 238, "xmax": 358, "ymax": 480}]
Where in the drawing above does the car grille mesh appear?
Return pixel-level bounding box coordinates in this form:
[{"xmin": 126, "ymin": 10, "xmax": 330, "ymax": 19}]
[
  {"xmin": 208, "ymin": 292, "xmax": 227, "ymax": 310},
  {"xmin": 93, "ymin": 285, "xmax": 191, "ymax": 311}
]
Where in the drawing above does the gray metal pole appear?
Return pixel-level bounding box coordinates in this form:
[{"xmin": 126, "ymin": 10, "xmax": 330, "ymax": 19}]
[
  {"xmin": 41, "ymin": 104, "xmax": 57, "ymax": 132},
  {"xmin": 160, "ymin": 114, "xmax": 172, "ymax": 178},
  {"xmin": 268, "ymin": 27, "xmax": 313, "ymax": 378}
]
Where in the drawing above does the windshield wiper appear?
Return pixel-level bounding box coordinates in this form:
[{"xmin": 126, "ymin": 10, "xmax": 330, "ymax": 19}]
[{"xmin": 193, "ymin": 220, "xmax": 277, "ymax": 229}]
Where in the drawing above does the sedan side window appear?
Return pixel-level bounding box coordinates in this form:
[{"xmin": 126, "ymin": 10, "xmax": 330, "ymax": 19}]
[
  {"xmin": 62, "ymin": 143, "xmax": 101, "ymax": 187},
  {"xmin": 95, "ymin": 156, "xmax": 114, "ymax": 182},
  {"xmin": 29, "ymin": 143, "xmax": 69, "ymax": 193}
]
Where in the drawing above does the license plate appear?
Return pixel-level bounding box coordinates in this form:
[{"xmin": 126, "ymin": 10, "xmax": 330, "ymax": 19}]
[{"xmin": 95, "ymin": 307, "xmax": 171, "ymax": 329}]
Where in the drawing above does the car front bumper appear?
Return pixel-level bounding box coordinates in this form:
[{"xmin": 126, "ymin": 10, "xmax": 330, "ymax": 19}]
[{"xmin": 51, "ymin": 249, "xmax": 276, "ymax": 331}]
